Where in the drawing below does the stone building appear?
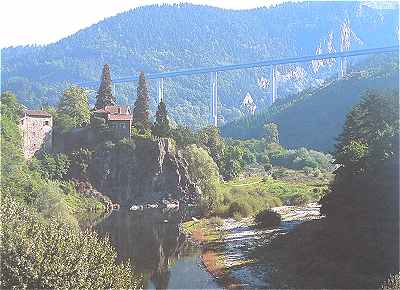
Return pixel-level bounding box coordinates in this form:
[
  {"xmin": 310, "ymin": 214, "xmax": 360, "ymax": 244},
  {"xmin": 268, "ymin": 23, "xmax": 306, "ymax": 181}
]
[
  {"xmin": 93, "ymin": 105, "xmax": 133, "ymax": 139},
  {"xmin": 19, "ymin": 110, "xmax": 53, "ymax": 159}
]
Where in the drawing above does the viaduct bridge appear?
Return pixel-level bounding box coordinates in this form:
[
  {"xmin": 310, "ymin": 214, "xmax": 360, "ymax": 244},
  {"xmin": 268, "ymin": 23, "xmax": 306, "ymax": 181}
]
[{"xmin": 78, "ymin": 45, "xmax": 398, "ymax": 126}]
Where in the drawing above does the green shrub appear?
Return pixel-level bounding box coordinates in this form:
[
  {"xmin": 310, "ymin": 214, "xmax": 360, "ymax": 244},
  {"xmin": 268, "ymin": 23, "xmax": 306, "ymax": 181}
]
[
  {"xmin": 271, "ymin": 168, "xmax": 289, "ymax": 179},
  {"xmin": 31, "ymin": 153, "xmax": 70, "ymax": 180},
  {"xmin": 1, "ymin": 196, "xmax": 142, "ymax": 289},
  {"xmin": 255, "ymin": 209, "xmax": 281, "ymax": 228},
  {"xmin": 288, "ymin": 192, "xmax": 310, "ymax": 206},
  {"xmin": 228, "ymin": 201, "xmax": 251, "ymax": 218}
]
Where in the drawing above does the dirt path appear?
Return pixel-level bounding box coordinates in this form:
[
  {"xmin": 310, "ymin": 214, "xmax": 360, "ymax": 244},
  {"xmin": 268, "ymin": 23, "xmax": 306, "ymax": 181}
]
[{"xmin": 219, "ymin": 203, "xmax": 321, "ymax": 289}]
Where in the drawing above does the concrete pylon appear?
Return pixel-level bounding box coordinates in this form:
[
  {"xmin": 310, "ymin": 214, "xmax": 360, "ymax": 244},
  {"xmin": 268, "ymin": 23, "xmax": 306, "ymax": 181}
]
[
  {"xmin": 271, "ymin": 65, "xmax": 277, "ymax": 104},
  {"xmin": 158, "ymin": 78, "xmax": 164, "ymax": 103},
  {"xmin": 211, "ymin": 72, "xmax": 218, "ymax": 126}
]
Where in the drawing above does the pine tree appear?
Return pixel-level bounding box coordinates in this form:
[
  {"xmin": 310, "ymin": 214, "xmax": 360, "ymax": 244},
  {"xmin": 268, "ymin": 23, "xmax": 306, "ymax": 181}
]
[
  {"xmin": 95, "ymin": 64, "xmax": 115, "ymax": 109},
  {"xmin": 133, "ymin": 72, "xmax": 150, "ymax": 129},
  {"xmin": 152, "ymin": 101, "xmax": 170, "ymax": 137}
]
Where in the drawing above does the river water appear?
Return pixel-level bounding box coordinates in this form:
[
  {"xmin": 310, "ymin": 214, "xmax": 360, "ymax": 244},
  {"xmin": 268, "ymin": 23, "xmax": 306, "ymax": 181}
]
[{"xmin": 95, "ymin": 209, "xmax": 222, "ymax": 289}]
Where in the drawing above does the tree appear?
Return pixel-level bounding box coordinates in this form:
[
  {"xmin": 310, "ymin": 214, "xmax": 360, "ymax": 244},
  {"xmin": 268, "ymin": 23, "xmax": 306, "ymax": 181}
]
[
  {"xmin": 57, "ymin": 86, "xmax": 91, "ymax": 132},
  {"xmin": 182, "ymin": 144, "xmax": 221, "ymax": 214},
  {"xmin": 264, "ymin": 122, "xmax": 279, "ymax": 145},
  {"xmin": 171, "ymin": 125, "xmax": 197, "ymax": 148},
  {"xmin": 152, "ymin": 101, "xmax": 170, "ymax": 137},
  {"xmin": 95, "ymin": 64, "xmax": 115, "ymax": 109},
  {"xmin": 197, "ymin": 125, "xmax": 225, "ymax": 168},
  {"xmin": 221, "ymin": 144, "xmax": 246, "ymax": 180},
  {"xmin": 321, "ymin": 91, "xmax": 399, "ymax": 219},
  {"xmin": 133, "ymin": 72, "xmax": 150, "ymax": 129},
  {"xmin": 32, "ymin": 153, "xmax": 71, "ymax": 180},
  {"xmin": 1, "ymin": 91, "xmax": 24, "ymax": 122},
  {"xmin": 1, "ymin": 196, "xmax": 142, "ymax": 289}
]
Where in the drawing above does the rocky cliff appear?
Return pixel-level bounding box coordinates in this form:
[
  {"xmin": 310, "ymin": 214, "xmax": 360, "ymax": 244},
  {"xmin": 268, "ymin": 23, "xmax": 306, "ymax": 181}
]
[{"xmin": 90, "ymin": 138, "xmax": 200, "ymax": 207}]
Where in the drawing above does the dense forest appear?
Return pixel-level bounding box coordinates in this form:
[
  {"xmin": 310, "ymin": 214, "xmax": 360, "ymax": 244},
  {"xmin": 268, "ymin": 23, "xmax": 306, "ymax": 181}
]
[
  {"xmin": 221, "ymin": 54, "xmax": 399, "ymax": 151},
  {"xmin": 256, "ymin": 90, "xmax": 399, "ymax": 288},
  {"xmin": 1, "ymin": 2, "xmax": 398, "ymax": 127}
]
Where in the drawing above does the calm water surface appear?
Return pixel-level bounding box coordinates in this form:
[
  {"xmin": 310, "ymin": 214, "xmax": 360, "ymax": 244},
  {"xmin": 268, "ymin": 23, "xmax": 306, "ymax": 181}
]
[{"xmin": 95, "ymin": 209, "xmax": 222, "ymax": 289}]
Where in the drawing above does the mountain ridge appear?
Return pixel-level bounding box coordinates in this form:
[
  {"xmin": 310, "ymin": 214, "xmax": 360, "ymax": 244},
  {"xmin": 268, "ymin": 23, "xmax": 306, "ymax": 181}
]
[{"xmin": 2, "ymin": 2, "xmax": 398, "ymax": 127}]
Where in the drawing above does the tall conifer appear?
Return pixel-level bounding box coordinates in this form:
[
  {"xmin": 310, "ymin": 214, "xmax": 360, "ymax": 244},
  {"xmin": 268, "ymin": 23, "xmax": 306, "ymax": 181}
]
[
  {"xmin": 152, "ymin": 101, "xmax": 170, "ymax": 137},
  {"xmin": 133, "ymin": 72, "xmax": 150, "ymax": 128},
  {"xmin": 95, "ymin": 64, "xmax": 115, "ymax": 109}
]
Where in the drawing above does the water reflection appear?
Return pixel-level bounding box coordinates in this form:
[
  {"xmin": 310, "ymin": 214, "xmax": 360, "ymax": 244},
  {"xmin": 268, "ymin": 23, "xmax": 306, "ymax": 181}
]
[{"xmin": 95, "ymin": 209, "xmax": 221, "ymax": 289}]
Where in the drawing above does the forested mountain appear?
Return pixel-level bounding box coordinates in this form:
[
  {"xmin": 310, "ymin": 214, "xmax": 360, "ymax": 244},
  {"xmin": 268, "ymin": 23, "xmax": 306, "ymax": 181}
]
[
  {"xmin": 1, "ymin": 2, "xmax": 398, "ymax": 127},
  {"xmin": 221, "ymin": 55, "xmax": 399, "ymax": 151}
]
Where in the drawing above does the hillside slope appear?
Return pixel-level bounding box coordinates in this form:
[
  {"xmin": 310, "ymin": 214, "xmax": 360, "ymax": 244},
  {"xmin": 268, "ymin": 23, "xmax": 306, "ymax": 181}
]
[
  {"xmin": 221, "ymin": 64, "xmax": 399, "ymax": 151},
  {"xmin": 1, "ymin": 2, "xmax": 398, "ymax": 127}
]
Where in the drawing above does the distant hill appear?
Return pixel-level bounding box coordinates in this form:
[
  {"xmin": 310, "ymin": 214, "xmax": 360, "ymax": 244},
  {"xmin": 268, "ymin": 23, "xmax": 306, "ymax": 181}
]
[
  {"xmin": 221, "ymin": 56, "xmax": 399, "ymax": 152},
  {"xmin": 1, "ymin": 2, "xmax": 398, "ymax": 128}
]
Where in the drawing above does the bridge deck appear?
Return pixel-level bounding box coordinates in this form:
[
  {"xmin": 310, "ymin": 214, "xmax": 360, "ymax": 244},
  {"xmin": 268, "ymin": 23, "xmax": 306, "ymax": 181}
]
[{"xmin": 77, "ymin": 45, "xmax": 398, "ymax": 86}]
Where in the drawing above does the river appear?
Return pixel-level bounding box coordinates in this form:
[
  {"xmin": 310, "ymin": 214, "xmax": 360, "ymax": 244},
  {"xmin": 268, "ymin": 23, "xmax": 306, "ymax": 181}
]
[{"xmin": 95, "ymin": 209, "xmax": 222, "ymax": 289}]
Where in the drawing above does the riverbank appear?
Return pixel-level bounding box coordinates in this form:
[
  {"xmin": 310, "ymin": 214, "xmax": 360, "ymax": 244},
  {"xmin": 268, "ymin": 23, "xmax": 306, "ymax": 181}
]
[{"xmin": 182, "ymin": 203, "xmax": 321, "ymax": 289}]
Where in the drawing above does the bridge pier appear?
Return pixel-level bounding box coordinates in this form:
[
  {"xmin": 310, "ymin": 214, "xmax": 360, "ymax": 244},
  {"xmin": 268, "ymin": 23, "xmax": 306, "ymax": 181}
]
[
  {"xmin": 158, "ymin": 78, "xmax": 164, "ymax": 103},
  {"xmin": 211, "ymin": 72, "xmax": 218, "ymax": 126},
  {"xmin": 338, "ymin": 57, "xmax": 346, "ymax": 79},
  {"xmin": 271, "ymin": 65, "xmax": 277, "ymax": 104}
]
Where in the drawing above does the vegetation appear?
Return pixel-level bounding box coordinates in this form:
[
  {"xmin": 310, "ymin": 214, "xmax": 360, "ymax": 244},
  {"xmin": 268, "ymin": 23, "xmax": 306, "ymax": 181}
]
[
  {"xmin": 255, "ymin": 209, "xmax": 282, "ymax": 229},
  {"xmin": 182, "ymin": 144, "xmax": 221, "ymax": 214},
  {"xmin": 56, "ymin": 86, "xmax": 91, "ymax": 132},
  {"xmin": 221, "ymin": 65, "xmax": 398, "ymax": 151},
  {"xmin": 152, "ymin": 101, "xmax": 171, "ymax": 137},
  {"xmin": 320, "ymin": 91, "xmax": 399, "ymax": 221},
  {"xmin": 264, "ymin": 123, "xmax": 279, "ymax": 145},
  {"xmin": 215, "ymin": 175, "xmax": 327, "ymax": 219},
  {"xmin": 30, "ymin": 153, "xmax": 70, "ymax": 180},
  {"xmin": 95, "ymin": 64, "xmax": 116, "ymax": 109},
  {"xmin": 2, "ymin": 3, "xmax": 397, "ymax": 128},
  {"xmin": 1, "ymin": 196, "xmax": 141, "ymax": 289},
  {"xmin": 133, "ymin": 72, "xmax": 150, "ymax": 130},
  {"xmin": 1, "ymin": 92, "xmax": 142, "ymax": 287},
  {"xmin": 256, "ymin": 91, "xmax": 399, "ymax": 289}
]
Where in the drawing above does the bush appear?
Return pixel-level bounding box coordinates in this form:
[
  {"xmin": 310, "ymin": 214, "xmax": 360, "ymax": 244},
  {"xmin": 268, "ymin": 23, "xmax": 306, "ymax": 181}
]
[
  {"xmin": 183, "ymin": 144, "xmax": 221, "ymax": 214},
  {"xmin": 255, "ymin": 209, "xmax": 281, "ymax": 228},
  {"xmin": 228, "ymin": 201, "xmax": 251, "ymax": 218},
  {"xmin": 271, "ymin": 168, "xmax": 289, "ymax": 179},
  {"xmin": 1, "ymin": 196, "xmax": 142, "ymax": 289},
  {"xmin": 288, "ymin": 192, "xmax": 310, "ymax": 206},
  {"xmin": 31, "ymin": 153, "xmax": 70, "ymax": 180}
]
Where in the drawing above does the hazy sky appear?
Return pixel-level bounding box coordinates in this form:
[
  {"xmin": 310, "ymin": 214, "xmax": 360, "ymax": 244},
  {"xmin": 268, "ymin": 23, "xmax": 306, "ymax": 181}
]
[{"xmin": 0, "ymin": 0, "xmax": 287, "ymax": 48}]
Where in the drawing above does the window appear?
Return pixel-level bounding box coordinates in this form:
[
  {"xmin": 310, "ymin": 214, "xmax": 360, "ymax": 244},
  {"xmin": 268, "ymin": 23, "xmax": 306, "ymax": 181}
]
[{"xmin": 44, "ymin": 120, "xmax": 49, "ymax": 126}]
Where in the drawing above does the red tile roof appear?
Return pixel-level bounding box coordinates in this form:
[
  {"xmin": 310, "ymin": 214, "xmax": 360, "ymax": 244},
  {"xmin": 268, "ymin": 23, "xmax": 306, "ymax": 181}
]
[
  {"xmin": 94, "ymin": 106, "xmax": 130, "ymax": 115},
  {"xmin": 107, "ymin": 114, "xmax": 133, "ymax": 121},
  {"xmin": 25, "ymin": 110, "xmax": 52, "ymax": 117}
]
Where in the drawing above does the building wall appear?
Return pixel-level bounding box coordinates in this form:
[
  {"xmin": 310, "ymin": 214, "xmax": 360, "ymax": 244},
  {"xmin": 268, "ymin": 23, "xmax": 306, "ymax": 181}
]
[
  {"xmin": 108, "ymin": 120, "xmax": 131, "ymax": 139},
  {"xmin": 19, "ymin": 116, "xmax": 53, "ymax": 158}
]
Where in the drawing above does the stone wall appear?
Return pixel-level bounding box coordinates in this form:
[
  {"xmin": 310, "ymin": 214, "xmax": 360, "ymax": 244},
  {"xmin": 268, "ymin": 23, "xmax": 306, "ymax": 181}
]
[{"xmin": 19, "ymin": 115, "xmax": 52, "ymax": 158}]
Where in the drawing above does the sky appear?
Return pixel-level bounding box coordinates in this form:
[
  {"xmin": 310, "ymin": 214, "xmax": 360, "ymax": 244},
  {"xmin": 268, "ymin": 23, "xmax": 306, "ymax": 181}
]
[{"xmin": 0, "ymin": 0, "xmax": 286, "ymax": 48}]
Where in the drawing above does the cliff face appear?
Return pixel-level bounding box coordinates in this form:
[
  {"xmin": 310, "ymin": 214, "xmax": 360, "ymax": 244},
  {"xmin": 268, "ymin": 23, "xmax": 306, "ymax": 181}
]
[{"xmin": 90, "ymin": 138, "xmax": 200, "ymax": 207}]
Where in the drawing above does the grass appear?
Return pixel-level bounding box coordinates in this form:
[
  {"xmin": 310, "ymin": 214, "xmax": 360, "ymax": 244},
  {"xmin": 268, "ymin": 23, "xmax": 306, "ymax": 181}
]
[
  {"xmin": 212, "ymin": 171, "xmax": 331, "ymax": 219},
  {"xmin": 64, "ymin": 191, "xmax": 105, "ymax": 213},
  {"xmin": 63, "ymin": 188, "xmax": 106, "ymax": 226},
  {"xmin": 181, "ymin": 218, "xmax": 224, "ymax": 242}
]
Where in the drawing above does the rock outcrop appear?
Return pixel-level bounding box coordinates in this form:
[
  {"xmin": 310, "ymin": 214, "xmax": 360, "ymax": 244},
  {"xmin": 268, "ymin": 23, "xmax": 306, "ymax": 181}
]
[{"xmin": 90, "ymin": 138, "xmax": 200, "ymax": 207}]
